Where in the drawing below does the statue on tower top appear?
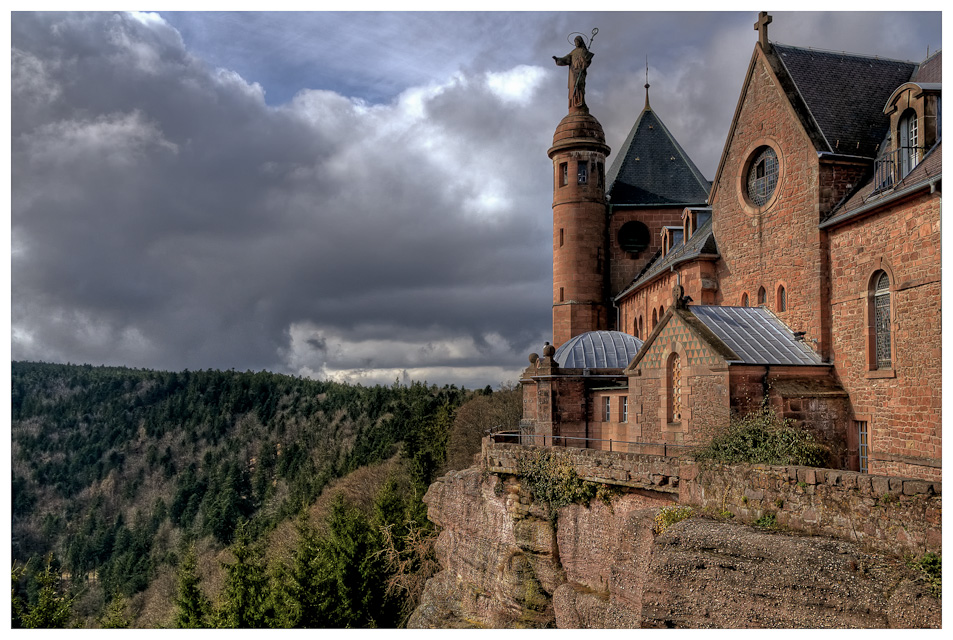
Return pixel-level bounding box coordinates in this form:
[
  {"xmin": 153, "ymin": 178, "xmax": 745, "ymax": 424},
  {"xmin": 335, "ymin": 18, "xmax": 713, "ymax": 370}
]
[{"xmin": 553, "ymin": 29, "xmax": 597, "ymax": 110}]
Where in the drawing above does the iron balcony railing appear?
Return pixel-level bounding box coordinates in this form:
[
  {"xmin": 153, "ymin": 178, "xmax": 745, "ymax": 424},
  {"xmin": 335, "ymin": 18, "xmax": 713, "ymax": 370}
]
[
  {"xmin": 872, "ymin": 146, "xmax": 924, "ymax": 193},
  {"xmin": 488, "ymin": 431, "xmax": 696, "ymax": 458}
]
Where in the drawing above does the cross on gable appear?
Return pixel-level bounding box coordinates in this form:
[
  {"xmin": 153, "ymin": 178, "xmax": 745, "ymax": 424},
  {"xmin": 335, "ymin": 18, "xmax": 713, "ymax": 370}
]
[{"xmin": 754, "ymin": 11, "xmax": 772, "ymax": 49}]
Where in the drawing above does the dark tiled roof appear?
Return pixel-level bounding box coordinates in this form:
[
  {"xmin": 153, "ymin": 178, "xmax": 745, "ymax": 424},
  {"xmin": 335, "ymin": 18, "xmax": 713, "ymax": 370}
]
[
  {"xmin": 688, "ymin": 306, "xmax": 825, "ymax": 366},
  {"xmin": 821, "ymin": 142, "xmax": 941, "ymax": 228},
  {"xmin": 615, "ymin": 215, "xmax": 719, "ymax": 300},
  {"xmin": 605, "ymin": 106, "xmax": 710, "ymax": 206},
  {"xmin": 553, "ymin": 331, "xmax": 643, "ymax": 369},
  {"xmin": 770, "ymin": 44, "xmax": 917, "ymax": 158},
  {"xmin": 914, "ymin": 49, "xmax": 942, "ymax": 83}
]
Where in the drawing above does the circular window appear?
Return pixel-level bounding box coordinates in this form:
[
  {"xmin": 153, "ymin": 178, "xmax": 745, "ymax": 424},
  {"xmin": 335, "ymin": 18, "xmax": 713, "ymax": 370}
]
[
  {"xmin": 745, "ymin": 146, "xmax": 779, "ymax": 207},
  {"xmin": 617, "ymin": 221, "xmax": 650, "ymax": 254}
]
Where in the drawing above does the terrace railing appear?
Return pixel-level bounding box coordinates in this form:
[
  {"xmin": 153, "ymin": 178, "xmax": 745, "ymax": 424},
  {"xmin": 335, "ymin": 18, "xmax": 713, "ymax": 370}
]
[{"xmin": 488, "ymin": 431, "xmax": 696, "ymax": 458}]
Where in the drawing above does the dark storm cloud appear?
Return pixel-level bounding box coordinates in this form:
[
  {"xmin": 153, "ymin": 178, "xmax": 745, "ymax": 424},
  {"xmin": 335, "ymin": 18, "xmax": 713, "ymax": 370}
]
[{"xmin": 10, "ymin": 11, "xmax": 941, "ymax": 387}]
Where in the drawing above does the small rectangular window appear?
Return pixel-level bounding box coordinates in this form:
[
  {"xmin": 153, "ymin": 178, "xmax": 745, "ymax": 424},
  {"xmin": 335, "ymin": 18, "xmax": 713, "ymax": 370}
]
[
  {"xmin": 560, "ymin": 162, "xmax": 568, "ymax": 187},
  {"xmin": 559, "ymin": 287, "xmax": 564, "ymax": 302},
  {"xmin": 559, "ymin": 228, "xmax": 564, "ymax": 247},
  {"xmin": 857, "ymin": 420, "xmax": 869, "ymax": 473},
  {"xmin": 603, "ymin": 397, "xmax": 611, "ymax": 422},
  {"xmin": 577, "ymin": 161, "xmax": 588, "ymax": 185},
  {"xmin": 620, "ymin": 397, "xmax": 628, "ymax": 423}
]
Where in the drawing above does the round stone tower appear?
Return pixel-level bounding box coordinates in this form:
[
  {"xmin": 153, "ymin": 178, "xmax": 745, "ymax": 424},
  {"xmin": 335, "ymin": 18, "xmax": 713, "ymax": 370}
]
[{"xmin": 548, "ymin": 106, "xmax": 611, "ymax": 348}]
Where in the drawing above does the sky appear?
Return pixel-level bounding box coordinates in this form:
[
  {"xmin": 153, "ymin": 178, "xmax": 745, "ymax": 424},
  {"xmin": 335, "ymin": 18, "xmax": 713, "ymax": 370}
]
[{"xmin": 7, "ymin": 9, "xmax": 943, "ymax": 389}]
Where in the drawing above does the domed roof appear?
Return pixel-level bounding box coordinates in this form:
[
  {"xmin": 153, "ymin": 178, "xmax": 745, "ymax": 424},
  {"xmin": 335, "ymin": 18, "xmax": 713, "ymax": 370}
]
[
  {"xmin": 553, "ymin": 331, "xmax": 643, "ymax": 369},
  {"xmin": 549, "ymin": 109, "xmax": 610, "ymax": 158}
]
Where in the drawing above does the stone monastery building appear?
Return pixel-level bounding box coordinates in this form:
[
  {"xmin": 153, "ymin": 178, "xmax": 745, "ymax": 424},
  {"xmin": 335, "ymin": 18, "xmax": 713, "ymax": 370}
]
[{"xmin": 521, "ymin": 13, "xmax": 941, "ymax": 481}]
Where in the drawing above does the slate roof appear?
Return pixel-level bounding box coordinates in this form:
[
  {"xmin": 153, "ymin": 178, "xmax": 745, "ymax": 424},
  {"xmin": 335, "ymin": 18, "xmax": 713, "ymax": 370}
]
[
  {"xmin": 688, "ymin": 306, "xmax": 825, "ymax": 366},
  {"xmin": 553, "ymin": 331, "xmax": 643, "ymax": 369},
  {"xmin": 614, "ymin": 214, "xmax": 719, "ymax": 301},
  {"xmin": 605, "ymin": 104, "xmax": 711, "ymax": 206},
  {"xmin": 769, "ymin": 43, "xmax": 918, "ymax": 159}
]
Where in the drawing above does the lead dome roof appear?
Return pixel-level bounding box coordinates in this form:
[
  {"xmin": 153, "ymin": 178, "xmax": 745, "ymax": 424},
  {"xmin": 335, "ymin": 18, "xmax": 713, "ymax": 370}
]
[{"xmin": 553, "ymin": 331, "xmax": 643, "ymax": 369}]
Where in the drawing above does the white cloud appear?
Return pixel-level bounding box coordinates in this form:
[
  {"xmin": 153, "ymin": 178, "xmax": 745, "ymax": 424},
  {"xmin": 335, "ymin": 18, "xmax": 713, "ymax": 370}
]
[{"xmin": 486, "ymin": 65, "xmax": 548, "ymax": 105}]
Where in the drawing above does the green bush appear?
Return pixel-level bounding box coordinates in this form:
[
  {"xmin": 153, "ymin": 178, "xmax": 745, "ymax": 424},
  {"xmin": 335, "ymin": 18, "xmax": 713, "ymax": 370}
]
[
  {"xmin": 908, "ymin": 552, "xmax": 941, "ymax": 598},
  {"xmin": 516, "ymin": 450, "xmax": 614, "ymax": 511},
  {"xmin": 693, "ymin": 403, "xmax": 831, "ymax": 467},
  {"xmin": 653, "ymin": 506, "xmax": 694, "ymax": 535}
]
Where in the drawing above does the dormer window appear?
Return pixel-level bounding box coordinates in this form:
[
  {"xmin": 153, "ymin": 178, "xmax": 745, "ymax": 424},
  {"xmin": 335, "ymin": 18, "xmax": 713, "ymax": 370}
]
[
  {"xmin": 661, "ymin": 226, "xmax": 683, "ymax": 256},
  {"xmin": 682, "ymin": 208, "xmax": 712, "ymax": 240}
]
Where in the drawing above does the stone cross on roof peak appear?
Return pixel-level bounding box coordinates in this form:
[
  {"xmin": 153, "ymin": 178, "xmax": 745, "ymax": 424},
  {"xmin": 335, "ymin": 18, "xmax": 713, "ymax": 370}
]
[{"xmin": 754, "ymin": 11, "xmax": 772, "ymax": 49}]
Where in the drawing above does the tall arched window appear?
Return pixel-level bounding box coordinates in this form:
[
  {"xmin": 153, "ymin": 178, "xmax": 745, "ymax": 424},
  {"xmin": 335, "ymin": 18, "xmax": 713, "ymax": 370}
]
[
  {"xmin": 659, "ymin": 305, "xmax": 665, "ymax": 320},
  {"xmin": 638, "ymin": 315, "xmax": 643, "ymax": 338},
  {"xmin": 757, "ymin": 286, "xmax": 766, "ymax": 305},
  {"xmin": 741, "ymin": 292, "xmax": 749, "ymax": 307},
  {"xmin": 873, "ymin": 271, "xmax": 891, "ymax": 369},
  {"xmin": 777, "ymin": 285, "xmax": 786, "ymax": 311},
  {"xmin": 667, "ymin": 353, "xmax": 681, "ymax": 423},
  {"xmin": 898, "ymin": 109, "xmax": 920, "ymax": 177},
  {"xmin": 652, "ymin": 308, "xmax": 658, "ymax": 328}
]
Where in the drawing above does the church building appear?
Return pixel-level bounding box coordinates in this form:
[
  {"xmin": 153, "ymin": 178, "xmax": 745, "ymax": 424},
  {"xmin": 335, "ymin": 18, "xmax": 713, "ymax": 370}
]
[{"xmin": 521, "ymin": 13, "xmax": 941, "ymax": 481}]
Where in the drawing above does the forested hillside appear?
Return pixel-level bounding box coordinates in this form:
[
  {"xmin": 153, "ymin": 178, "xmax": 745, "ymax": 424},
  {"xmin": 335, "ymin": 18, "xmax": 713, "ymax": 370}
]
[{"xmin": 10, "ymin": 361, "xmax": 519, "ymax": 627}]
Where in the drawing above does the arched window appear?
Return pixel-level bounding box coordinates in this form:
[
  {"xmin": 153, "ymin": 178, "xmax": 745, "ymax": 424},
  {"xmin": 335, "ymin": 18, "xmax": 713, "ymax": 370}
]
[
  {"xmin": 667, "ymin": 353, "xmax": 681, "ymax": 423},
  {"xmin": 873, "ymin": 271, "xmax": 891, "ymax": 369},
  {"xmin": 757, "ymin": 286, "xmax": 766, "ymax": 305},
  {"xmin": 777, "ymin": 285, "xmax": 786, "ymax": 311},
  {"xmin": 652, "ymin": 308, "xmax": 658, "ymax": 328},
  {"xmin": 638, "ymin": 315, "xmax": 643, "ymax": 338},
  {"xmin": 741, "ymin": 292, "xmax": 749, "ymax": 307},
  {"xmin": 898, "ymin": 109, "xmax": 920, "ymax": 177},
  {"xmin": 659, "ymin": 305, "xmax": 665, "ymax": 320}
]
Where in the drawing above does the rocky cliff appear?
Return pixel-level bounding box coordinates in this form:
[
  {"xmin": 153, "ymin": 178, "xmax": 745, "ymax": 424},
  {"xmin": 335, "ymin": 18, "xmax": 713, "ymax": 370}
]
[{"xmin": 408, "ymin": 467, "xmax": 939, "ymax": 629}]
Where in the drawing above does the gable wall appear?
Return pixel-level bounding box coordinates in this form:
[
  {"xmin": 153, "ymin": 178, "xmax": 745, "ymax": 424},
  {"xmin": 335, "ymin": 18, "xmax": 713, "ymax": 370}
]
[
  {"xmin": 628, "ymin": 313, "xmax": 730, "ymax": 447},
  {"xmin": 711, "ymin": 50, "xmax": 828, "ymax": 357},
  {"xmin": 827, "ymin": 190, "xmax": 941, "ymax": 481}
]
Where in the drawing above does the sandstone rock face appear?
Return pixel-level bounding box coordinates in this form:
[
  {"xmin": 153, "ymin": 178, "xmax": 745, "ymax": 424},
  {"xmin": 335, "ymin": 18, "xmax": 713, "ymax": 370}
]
[{"xmin": 409, "ymin": 468, "xmax": 940, "ymax": 629}]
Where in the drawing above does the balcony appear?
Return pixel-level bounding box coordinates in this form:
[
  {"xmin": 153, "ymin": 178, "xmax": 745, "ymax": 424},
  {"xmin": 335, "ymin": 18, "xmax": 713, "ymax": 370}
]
[{"xmin": 872, "ymin": 146, "xmax": 924, "ymax": 193}]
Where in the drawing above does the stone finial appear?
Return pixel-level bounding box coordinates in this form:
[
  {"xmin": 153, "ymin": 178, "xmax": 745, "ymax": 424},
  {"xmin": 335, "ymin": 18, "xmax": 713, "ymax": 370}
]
[
  {"xmin": 673, "ymin": 283, "xmax": 688, "ymax": 309},
  {"xmin": 529, "ymin": 352, "xmax": 540, "ymax": 365},
  {"xmin": 542, "ymin": 342, "xmax": 556, "ymax": 358}
]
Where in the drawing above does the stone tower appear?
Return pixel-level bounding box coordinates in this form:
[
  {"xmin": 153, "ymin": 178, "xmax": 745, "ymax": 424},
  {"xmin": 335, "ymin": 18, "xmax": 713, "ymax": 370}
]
[{"xmin": 548, "ymin": 87, "xmax": 611, "ymax": 348}]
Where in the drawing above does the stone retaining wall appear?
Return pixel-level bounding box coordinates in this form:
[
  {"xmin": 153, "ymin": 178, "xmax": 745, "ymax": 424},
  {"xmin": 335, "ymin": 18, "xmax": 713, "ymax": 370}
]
[
  {"xmin": 482, "ymin": 438, "xmax": 941, "ymax": 556},
  {"xmin": 679, "ymin": 460, "xmax": 941, "ymax": 556},
  {"xmin": 482, "ymin": 438, "xmax": 680, "ymax": 494}
]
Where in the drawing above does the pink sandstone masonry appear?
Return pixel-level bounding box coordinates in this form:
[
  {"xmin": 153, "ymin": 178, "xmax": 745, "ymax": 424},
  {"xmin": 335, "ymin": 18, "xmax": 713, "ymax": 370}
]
[{"xmin": 482, "ymin": 438, "xmax": 940, "ymax": 557}]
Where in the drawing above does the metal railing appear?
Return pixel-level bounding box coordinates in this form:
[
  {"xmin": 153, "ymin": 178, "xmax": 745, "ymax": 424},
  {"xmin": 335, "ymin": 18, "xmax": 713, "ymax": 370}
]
[
  {"xmin": 872, "ymin": 146, "xmax": 924, "ymax": 193},
  {"xmin": 489, "ymin": 431, "xmax": 696, "ymax": 458}
]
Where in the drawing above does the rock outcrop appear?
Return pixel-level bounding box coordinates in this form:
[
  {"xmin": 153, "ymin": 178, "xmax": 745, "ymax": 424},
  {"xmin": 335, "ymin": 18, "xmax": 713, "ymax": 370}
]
[{"xmin": 409, "ymin": 467, "xmax": 940, "ymax": 629}]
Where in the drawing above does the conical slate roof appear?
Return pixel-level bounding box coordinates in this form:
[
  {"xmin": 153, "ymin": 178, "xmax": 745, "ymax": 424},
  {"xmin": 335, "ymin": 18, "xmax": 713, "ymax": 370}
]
[{"xmin": 605, "ymin": 102, "xmax": 711, "ymax": 207}]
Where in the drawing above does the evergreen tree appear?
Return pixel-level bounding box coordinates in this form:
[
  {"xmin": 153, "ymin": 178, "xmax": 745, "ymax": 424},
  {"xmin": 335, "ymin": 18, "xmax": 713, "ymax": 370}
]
[
  {"xmin": 100, "ymin": 591, "xmax": 131, "ymax": 628},
  {"xmin": 173, "ymin": 544, "xmax": 212, "ymax": 628},
  {"xmin": 215, "ymin": 522, "xmax": 272, "ymax": 628},
  {"xmin": 19, "ymin": 555, "xmax": 74, "ymax": 629}
]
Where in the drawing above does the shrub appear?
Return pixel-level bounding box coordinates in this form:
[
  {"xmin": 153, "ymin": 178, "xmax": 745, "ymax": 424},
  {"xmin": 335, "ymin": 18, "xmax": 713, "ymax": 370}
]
[
  {"xmin": 654, "ymin": 506, "xmax": 694, "ymax": 535},
  {"xmin": 753, "ymin": 513, "xmax": 777, "ymax": 529},
  {"xmin": 908, "ymin": 552, "xmax": 941, "ymax": 598},
  {"xmin": 693, "ymin": 403, "xmax": 831, "ymax": 467},
  {"xmin": 516, "ymin": 450, "xmax": 613, "ymax": 511}
]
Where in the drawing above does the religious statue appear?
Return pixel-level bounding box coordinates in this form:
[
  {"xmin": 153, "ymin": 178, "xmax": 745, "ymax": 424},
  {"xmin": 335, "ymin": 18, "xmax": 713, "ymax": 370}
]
[{"xmin": 553, "ymin": 32, "xmax": 596, "ymax": 110}]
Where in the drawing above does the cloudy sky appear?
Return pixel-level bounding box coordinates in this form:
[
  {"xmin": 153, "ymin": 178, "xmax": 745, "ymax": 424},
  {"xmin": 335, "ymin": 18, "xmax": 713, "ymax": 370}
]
[{"xmin": 8, "ymin": 10, "xmax": 942, "ymax": 388}]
